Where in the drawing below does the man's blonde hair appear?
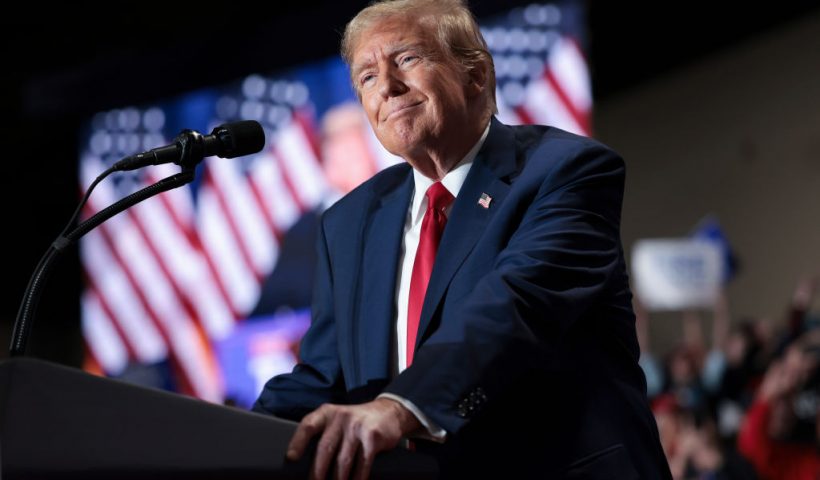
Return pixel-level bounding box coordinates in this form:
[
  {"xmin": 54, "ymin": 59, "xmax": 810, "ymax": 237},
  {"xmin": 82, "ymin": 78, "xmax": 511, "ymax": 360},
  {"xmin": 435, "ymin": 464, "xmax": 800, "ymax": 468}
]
[{"xmin": 341, "ymin": 0, "xmax": 497, "ymax": 114}]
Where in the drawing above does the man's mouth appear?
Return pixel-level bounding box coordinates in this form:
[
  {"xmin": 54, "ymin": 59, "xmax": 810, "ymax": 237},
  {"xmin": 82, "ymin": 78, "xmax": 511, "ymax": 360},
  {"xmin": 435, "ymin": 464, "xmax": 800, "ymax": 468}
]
[{"xmin": 384, "ymin": 101, "xmax": 422, "ymax": 121}]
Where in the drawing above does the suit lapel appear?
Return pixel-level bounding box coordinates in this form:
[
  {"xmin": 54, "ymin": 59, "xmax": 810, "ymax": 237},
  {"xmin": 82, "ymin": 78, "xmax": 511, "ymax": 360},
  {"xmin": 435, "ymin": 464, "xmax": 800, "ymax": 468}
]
[
  {"xmin": 415, "ymin": 119, "xmax": 519, "ymax": 350},
  {"xmin": 357, "ymin": 167, "xmax": 414, "ymax": 383}
]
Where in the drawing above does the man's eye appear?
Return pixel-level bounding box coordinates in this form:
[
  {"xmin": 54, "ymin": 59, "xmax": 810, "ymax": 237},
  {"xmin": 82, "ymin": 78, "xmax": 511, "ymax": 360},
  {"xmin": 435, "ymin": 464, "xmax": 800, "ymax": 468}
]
[
  {"xmin": 400, "ymin": 55, "xmax": 419, "ymax": 65},
  {"xmin": 361, "ymin": 74, "xmax": 376, "ymax": 86}
]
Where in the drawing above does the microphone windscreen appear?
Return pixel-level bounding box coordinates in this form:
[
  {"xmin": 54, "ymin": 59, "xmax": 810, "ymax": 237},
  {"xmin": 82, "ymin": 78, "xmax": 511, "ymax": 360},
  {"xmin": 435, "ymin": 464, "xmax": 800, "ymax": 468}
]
[{"xmin": 215, "ymin": 120, "xmax": 266, "ymax": 158}]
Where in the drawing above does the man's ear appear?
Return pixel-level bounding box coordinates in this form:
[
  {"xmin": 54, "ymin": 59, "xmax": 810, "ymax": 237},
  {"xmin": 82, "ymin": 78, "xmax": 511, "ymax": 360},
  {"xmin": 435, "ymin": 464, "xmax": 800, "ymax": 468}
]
[{"xmin": 465, "ymin": 60, "xmax": 489, "ymax": 98}]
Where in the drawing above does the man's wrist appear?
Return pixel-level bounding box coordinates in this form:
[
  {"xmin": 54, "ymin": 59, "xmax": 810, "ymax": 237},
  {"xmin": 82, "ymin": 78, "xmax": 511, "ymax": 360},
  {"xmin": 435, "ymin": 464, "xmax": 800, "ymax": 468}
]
[
  {"xmin": 376, "ymin": 396, "xmax": 422, "ymax": 436},
  {"xmin": 377, "ymin": 393, "xmax": 447, "ymax": 442}
]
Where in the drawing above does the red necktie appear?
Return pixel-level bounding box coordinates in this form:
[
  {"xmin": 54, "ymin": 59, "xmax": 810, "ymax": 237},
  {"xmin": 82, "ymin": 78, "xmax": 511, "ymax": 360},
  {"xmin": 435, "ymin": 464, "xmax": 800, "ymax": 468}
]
[{"xmin": 406, "ymin": 182, "xmax": 454, "ymax": 367}]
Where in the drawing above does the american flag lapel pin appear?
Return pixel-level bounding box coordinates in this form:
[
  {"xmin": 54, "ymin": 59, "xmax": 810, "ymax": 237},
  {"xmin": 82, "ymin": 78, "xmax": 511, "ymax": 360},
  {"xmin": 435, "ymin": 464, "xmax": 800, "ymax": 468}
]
[{"xmin": 478, "ymin": 192, "xmax": 492, "ymax": 209}]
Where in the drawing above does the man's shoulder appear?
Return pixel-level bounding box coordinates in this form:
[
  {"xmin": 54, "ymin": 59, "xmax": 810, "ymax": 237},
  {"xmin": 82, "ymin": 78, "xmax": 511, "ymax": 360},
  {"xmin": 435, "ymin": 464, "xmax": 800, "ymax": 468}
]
[
  {"xmin": 507, "ymin": 122, "xmax": 616, "ymax": 158},
  {"xmin": 491, "ymin": 121, "xmax": 622, "ymax": 184}
]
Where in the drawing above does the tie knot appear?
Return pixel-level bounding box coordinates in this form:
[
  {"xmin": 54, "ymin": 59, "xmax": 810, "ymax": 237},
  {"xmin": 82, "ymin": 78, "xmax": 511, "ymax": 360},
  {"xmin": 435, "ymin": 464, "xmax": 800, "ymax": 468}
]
[{"xmin": 425, "ymin": 182, "xmax": 454, "ymax": 212}]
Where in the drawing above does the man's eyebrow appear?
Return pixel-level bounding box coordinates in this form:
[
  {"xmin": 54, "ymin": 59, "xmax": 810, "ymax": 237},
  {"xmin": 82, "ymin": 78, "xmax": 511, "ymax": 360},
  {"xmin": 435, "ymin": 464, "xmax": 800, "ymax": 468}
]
[
  {"xmin": 386, "ymin": 42, "xmax": 422, "ymax": 57},
  {"xmin": 351, "ymin": 59, "xmax": 376, "ymax": 79},
  {"xmin": 351, "ymin": 42, "xmax": 425, "ymax": 77}
]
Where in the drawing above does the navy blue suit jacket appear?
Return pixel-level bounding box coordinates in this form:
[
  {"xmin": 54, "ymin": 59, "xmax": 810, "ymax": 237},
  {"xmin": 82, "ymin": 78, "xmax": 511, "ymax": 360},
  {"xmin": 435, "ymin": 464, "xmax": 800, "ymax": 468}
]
[{"xmin": 254, "ymin": 118, "xmax": 671, "ymax": 479}]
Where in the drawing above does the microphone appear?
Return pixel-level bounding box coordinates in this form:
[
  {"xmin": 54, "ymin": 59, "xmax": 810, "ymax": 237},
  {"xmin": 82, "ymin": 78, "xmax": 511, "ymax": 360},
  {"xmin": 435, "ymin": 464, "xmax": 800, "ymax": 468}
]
[{"xmin": 112, "ymin": 120, "xmax": 265, "ymax": 171}]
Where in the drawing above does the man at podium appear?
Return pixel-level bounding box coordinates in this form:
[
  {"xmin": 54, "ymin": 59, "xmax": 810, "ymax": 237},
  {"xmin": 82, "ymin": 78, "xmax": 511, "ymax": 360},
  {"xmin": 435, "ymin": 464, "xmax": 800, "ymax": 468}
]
[{"xmin": 253, "ymin": 1, "xmax": 671, "ymax": 478}]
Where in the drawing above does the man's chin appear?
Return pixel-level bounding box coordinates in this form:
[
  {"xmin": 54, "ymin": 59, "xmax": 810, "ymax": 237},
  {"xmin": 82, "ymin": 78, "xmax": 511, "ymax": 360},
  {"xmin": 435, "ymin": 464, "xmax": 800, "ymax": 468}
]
[{"xmin": 377, "ymin": 132, "xmax": 424, "ymax": 159}]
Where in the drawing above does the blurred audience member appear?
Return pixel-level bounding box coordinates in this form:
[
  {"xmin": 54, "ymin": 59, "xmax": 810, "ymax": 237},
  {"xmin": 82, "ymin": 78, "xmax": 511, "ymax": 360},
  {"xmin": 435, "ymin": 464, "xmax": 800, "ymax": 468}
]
[{"xmin": 737, "ymin": 331, "xmax": 820, "ymax": 480}]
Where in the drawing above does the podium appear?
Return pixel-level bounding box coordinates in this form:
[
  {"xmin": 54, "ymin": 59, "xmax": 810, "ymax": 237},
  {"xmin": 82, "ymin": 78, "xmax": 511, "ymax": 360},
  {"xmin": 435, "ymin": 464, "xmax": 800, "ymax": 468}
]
[{"xmin": 0, "ymin": 358, "xmax": 437, "ymax": 479}]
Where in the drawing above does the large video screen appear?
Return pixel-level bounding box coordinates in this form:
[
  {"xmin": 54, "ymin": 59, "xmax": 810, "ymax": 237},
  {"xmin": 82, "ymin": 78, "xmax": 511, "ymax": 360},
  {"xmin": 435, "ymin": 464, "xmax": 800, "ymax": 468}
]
[{"xmin": 79, "ymin": 2, "xmax": 590, "ymax": 407}]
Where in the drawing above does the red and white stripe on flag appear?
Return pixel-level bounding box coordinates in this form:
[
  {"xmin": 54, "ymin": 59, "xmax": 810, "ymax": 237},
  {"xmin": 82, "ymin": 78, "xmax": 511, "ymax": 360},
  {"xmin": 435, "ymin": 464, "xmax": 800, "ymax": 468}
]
[{"xmin": 497, "ymin": 35, "xmax": 592, "ymax": 136}]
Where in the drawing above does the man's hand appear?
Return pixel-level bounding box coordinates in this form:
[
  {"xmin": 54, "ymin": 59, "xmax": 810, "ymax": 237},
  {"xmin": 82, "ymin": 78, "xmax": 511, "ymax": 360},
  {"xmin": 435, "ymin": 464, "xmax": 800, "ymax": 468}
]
[
  {"xmin": 758, "ymin": 359, "xmax": 797, "ymax": 402},
  {"xmin": 287, "ymin": 397, "xmax": 422, "ymax": 480}
]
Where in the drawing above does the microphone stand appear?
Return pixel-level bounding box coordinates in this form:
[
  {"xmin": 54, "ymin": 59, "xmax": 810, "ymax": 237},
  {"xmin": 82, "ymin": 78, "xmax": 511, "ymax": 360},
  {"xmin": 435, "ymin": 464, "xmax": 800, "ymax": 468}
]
[{"xmin": 10, "ymin": 129, "xmax": 205, "ymax": 357}]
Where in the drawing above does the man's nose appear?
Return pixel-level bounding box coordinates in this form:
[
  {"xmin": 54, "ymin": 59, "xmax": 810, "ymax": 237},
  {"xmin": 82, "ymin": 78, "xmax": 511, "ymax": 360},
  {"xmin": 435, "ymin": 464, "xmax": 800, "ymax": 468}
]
[{"xmin": 377, "ymin": 69, "xmax": 408, "ymax": 98}]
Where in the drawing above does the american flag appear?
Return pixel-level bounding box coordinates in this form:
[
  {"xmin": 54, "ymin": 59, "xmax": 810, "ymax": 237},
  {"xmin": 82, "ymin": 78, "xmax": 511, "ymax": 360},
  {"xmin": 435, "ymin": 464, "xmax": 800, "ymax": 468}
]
[
  {"xmin": 487, "ymin": 2, "xmax": 592, "ymax": 135},
  {"xmin": 79, "ymin": 2, "xmax": 590, "ymax": 402},
  {"xmin": 478, "ymin": 193, "xmax": 493, "ymax": 209}
]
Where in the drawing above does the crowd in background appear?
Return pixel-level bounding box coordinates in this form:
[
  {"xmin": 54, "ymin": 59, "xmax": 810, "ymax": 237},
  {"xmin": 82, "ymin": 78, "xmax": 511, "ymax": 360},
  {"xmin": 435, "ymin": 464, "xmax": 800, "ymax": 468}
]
[{"xmin": 637, "ymin": 276, "xmax": 819, "ymax": 479}]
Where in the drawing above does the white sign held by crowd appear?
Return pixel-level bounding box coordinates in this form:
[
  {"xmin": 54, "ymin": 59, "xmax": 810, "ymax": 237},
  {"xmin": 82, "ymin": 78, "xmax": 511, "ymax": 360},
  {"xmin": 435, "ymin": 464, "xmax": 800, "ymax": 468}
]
[{"xmin": 632, "ymin": 239, "xmax": 724, "ymax": 311}]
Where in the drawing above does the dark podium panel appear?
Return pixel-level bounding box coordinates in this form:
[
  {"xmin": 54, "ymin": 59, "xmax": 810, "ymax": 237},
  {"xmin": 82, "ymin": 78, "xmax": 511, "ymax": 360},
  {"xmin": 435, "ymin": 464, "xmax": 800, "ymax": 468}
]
[{"xmin": 0, "ymin": 358, "xmax": 437, "ymax": 479}]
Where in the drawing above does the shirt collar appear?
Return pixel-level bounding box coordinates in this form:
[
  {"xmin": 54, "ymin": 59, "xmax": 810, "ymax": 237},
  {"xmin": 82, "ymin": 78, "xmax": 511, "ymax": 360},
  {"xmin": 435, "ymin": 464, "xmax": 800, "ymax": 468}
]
[{"xmin": 409, "ymin": 122, "xmax": 491, "ymax": 226}]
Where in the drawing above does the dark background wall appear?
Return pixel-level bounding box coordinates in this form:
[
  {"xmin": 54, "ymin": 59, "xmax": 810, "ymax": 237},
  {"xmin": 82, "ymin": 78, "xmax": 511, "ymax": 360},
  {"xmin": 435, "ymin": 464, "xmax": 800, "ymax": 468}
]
[
  {"xmin": 596, "ymin": 11, "xmax": 820, "ymax": 353},
  {"xmin": 2, "ymin": 0, "xmax": 818, "ymax": 363}
]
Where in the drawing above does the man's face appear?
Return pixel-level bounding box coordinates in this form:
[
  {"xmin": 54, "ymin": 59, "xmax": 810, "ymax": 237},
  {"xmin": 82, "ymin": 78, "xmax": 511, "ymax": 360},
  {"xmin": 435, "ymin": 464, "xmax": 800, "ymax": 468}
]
[{"xmin": 350, "ymin": 19, "xmax": 472, "ymax": 160}]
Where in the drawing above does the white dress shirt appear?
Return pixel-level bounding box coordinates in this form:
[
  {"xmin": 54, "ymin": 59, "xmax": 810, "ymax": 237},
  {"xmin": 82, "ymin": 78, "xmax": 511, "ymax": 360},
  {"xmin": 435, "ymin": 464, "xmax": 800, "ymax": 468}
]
[{"xmin": 379, "ymin": 122, "xmax": 491, "ymax": 440}]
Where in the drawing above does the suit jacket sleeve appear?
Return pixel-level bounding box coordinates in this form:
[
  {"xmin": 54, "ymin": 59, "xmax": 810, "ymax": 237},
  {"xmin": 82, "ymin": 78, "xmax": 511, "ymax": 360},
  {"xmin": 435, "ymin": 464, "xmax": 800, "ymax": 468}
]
[
  {"xmin": 383, "ymin": 140, "xmax": 630, "ymax": 435},
  {"xmin": 252, "ymin": 216, "xmax": 346, "ymax": 420}
]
